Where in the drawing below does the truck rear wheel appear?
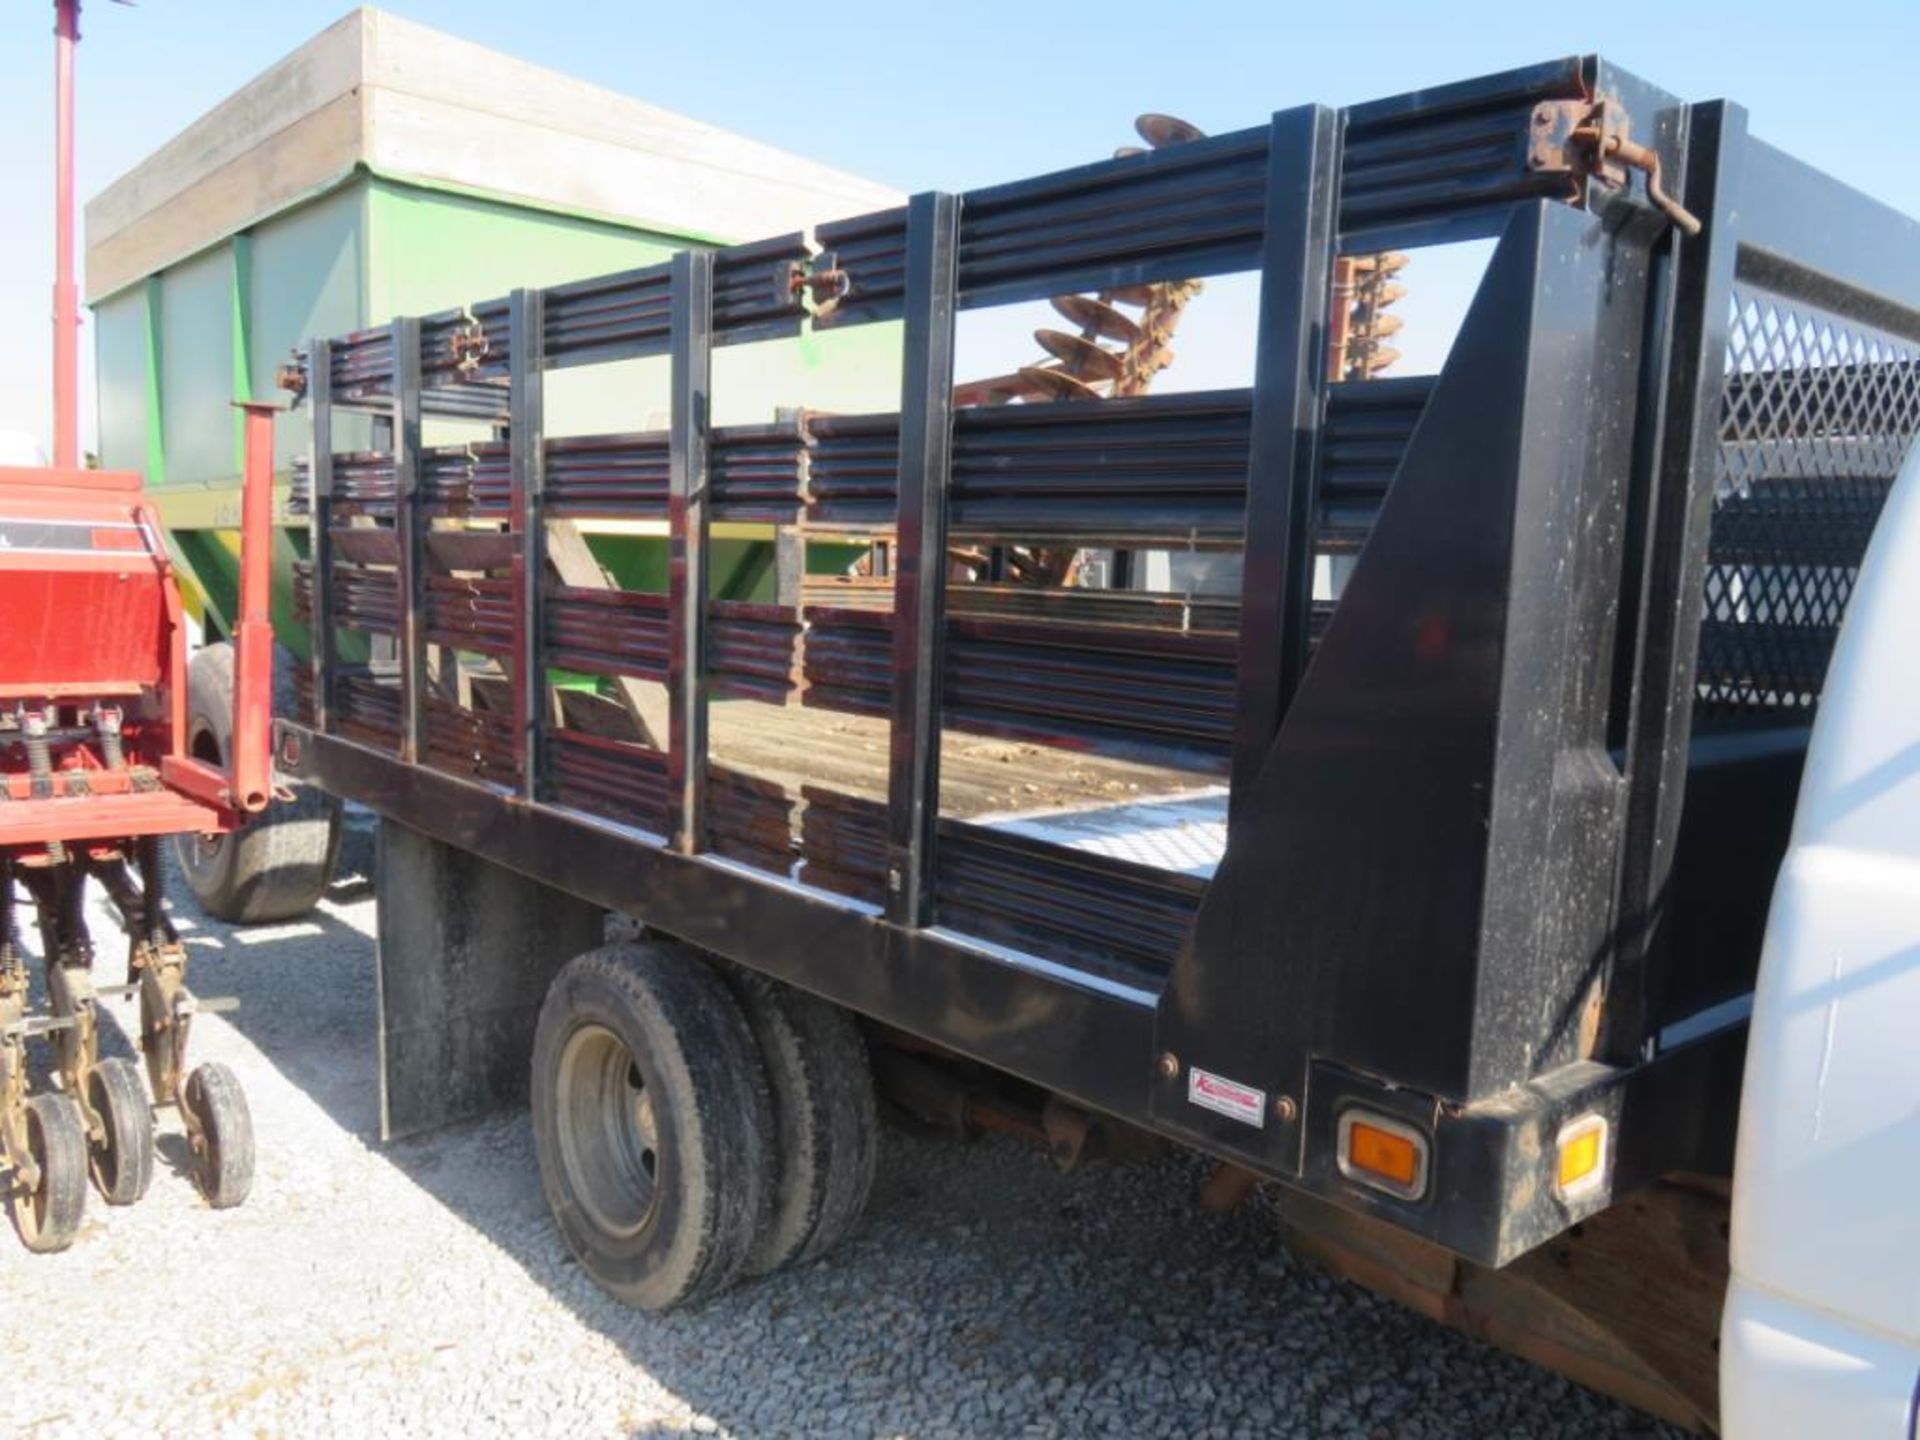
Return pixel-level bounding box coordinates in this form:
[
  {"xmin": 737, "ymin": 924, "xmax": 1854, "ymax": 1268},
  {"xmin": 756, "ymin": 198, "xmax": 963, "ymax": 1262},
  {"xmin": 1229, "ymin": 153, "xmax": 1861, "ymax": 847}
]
[
  {"xmin": 531, "ymin": 942, "xmax": 773, "ymax": 1310},
  {"xmin": 175, "ymin": 641, "xmax": 342, "ymax": 924},
  {"xmin": 725, "ymin": 969, "xmax": 877, "ymax": 1275}
]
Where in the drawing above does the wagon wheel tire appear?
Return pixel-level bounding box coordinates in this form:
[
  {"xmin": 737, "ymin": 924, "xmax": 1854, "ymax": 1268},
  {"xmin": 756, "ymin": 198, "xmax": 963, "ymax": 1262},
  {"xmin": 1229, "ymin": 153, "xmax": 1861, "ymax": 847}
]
[
  {"xmin": 87, "ymin": 1057, "xmax": 155, "ymax": 1206},
  {"xmin": 175, "ymin": 641, "xmax": 342, "ymax": 924},
  {"xmin": 182, "ymin": 1062, "xmax": 254, "ymax": 1209},
  {"xmin": 531, "ymin": 942, "xmax": 774, "ymax": 1311},
  {"xmin": 12, "ymin": 1093, "xmax": 88, "ymax": 1253},
  {"xmin": 723, "ymin": 968, "xmax": 878, "ymax": 1275}
]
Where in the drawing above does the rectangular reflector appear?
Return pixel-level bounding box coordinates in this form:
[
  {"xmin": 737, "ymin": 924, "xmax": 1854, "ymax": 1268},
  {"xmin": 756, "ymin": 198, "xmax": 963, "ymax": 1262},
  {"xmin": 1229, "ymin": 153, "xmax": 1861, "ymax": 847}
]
[
  {"xmin": 1555, "ymin": 1115, "xmax": 1608, "ymax": 1198},
  {"xmin": 1337, "ymin": 1109, "xmax": 1429, "ymax": 1201}
]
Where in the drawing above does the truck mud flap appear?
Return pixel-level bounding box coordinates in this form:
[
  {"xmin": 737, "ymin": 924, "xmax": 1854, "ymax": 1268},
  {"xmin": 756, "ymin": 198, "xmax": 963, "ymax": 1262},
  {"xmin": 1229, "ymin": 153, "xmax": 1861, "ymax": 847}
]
[{"xmin": 375, "ymin": 818, "xmax": 602, "ymax": 1140}]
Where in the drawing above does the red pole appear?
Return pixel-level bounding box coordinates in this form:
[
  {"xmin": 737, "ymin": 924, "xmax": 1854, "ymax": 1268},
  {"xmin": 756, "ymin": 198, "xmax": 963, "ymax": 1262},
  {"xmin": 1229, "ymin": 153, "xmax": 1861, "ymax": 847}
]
[
  {"xmin": 229, "ymin": 403, "xmax": 278, "ymax": 814},
  {"xmin": 52, "ymin": 0, "xmax": 81, "ymax": 470}
]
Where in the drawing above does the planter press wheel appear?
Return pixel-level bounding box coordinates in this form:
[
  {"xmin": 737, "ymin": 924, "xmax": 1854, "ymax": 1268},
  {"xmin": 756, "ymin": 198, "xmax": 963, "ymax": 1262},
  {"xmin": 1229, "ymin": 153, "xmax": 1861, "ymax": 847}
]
[
  {"xmin": 181, "ymin": 1062, "xmax": 254, "ymax": 1210},
  {"xmin": 86, "ymin": 1056, "xmax": 155, "ymax": 1206},
  {"xmin": 10, "ymin": 1092, "xmax": 87, "ymax": 1253}
]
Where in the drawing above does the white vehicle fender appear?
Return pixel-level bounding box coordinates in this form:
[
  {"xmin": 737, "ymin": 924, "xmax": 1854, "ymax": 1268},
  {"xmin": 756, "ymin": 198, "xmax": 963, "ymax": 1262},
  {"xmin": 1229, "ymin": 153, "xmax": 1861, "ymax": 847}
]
[{"xmin": 1721, "ymin": 446, "xmax": 1920, "ymax": 1439}]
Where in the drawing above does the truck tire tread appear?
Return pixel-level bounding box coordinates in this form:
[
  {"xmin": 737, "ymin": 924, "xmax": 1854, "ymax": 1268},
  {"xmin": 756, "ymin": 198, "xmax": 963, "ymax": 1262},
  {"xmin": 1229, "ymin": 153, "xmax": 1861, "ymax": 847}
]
[
  {"xmin": 725, "ymin": 967, "xmax": 878, "ymax": 1275},
  {"xmin": 175, "ymin": 641, "xmax": 341, "ymax": 925}
]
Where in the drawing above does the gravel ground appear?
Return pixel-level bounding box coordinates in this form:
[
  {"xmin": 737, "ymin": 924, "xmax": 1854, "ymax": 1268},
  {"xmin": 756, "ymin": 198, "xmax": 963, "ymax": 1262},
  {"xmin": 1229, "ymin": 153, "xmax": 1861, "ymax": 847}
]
[{"xmin": 0, "ymin": 819, "xmax": 1684, "ymax": 1440}]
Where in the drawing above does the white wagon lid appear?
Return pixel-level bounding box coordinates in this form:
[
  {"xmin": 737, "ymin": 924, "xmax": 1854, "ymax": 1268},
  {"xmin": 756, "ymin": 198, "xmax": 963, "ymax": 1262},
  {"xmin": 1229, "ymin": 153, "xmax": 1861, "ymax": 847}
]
[{"xmin": 85, "ymin": 6, "xmax": 902, "ymax": 302}]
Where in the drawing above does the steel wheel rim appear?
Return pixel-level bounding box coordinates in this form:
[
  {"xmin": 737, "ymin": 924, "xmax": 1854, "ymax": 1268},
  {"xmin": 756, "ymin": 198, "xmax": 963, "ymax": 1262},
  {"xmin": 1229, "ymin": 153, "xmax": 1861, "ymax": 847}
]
[{"xmin": 554, "ymin": 1023, "xmax": 659, "ymax": 1239}]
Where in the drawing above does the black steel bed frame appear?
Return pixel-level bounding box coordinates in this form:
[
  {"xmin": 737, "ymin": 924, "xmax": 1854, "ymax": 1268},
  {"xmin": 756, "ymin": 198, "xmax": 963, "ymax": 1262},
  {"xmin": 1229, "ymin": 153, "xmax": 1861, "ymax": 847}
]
[{"xmin": 277, "ymin": 56, "xmax": 1920, "ymax": 1266}]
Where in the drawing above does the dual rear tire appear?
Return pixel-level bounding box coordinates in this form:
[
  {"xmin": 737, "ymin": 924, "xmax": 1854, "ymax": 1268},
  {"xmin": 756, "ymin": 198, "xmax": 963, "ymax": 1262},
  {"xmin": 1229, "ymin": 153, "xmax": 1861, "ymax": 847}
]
[
  {"xmin": 728, "ymin": 968, "xmax": 878, "ymax": 1278},
  {"xmin": 530, "ymin": 941, "xmax": 875, "ymax": 1311}
]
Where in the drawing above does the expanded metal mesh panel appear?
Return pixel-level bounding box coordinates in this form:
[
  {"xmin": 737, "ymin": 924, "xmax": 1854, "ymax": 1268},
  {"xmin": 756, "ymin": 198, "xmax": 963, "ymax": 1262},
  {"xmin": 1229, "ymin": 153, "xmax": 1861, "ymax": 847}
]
[{"xmin": 1698, "ymin": 286, "xmax": 1920, "ymax": 720}]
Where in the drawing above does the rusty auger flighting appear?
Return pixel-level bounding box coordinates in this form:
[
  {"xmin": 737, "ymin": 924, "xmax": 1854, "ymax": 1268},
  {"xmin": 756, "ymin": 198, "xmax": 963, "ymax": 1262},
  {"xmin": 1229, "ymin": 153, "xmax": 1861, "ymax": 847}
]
[{"xmin": 1012, "ymin": 114, "xmax": 1213, "ymax": 409}]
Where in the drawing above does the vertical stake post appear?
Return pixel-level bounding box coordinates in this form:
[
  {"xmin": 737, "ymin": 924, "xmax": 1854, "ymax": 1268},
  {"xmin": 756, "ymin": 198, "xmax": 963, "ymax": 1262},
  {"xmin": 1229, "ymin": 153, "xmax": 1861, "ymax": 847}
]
[
  {"xmin": 393, "ymin": 316, "xmax": 426, "ymax": 763},
  {"xmin": 509, "ymin": 288, "xmax": 548, "ymax": 801},
  {"xmin": 308, "ymin": 338, "xmax": 336, "ymax": 736},
  {"xmin": 1228, "ymin": 106, "xmax": 1341, "ymax": 818},
  {"xmin": 668, "ymin": 251, "xmax": 715, "ymax": 852},
  {"xmin": 885, "ymin": 192, "xmax": 961, "ymax": 927},
  {"xmin": 1608, "ymin": 102, "xmax": 1747, "ymax": 1060}
]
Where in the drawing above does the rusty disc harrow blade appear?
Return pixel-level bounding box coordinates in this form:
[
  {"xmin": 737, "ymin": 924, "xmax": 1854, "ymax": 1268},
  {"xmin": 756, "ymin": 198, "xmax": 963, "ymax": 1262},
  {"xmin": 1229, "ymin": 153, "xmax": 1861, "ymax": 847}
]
[
  {"xmin": 1051, "ymin": 294, "xmax": 1143, "ymax": 344},
  {"xmin": 1033, "ymin": 329, "xmax": 1125, "ymax": 382},
  {"xmin": 1135, "ymin": 112, "xmax": 1206, "ymax": 149},
  {"xmin": 1017, "ymin": 364, "xmax": 1103, "ymax": 402}
]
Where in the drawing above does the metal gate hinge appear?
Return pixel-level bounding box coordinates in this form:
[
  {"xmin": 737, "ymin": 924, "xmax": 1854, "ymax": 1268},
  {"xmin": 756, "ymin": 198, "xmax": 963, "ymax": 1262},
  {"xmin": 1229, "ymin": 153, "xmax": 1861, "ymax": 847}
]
[
  {"xmin": 789, "ymin": 255, "xmax": 851, "ymax": 315},
  {"xmin": 1527, "ymin": 96, "xmax": 1702, "ymax": 237},
  {"xmin": 448, "ymin": 306, "xmax": 491, "ymax": 375}
]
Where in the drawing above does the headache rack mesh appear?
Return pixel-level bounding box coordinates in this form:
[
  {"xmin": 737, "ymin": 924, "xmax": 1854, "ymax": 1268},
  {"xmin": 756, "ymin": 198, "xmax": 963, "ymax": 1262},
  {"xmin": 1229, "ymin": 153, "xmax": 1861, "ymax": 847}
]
[{"xmin": 1697, "ymin": 284, "xmax": 1920, "ymax": 722}]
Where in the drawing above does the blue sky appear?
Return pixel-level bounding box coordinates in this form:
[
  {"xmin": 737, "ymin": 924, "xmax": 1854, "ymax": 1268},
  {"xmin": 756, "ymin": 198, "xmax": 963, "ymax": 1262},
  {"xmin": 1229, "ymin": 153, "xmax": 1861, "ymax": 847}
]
[{"xmin": 0, "ymin": 0, "xmax": 1915, "ymax": 455}]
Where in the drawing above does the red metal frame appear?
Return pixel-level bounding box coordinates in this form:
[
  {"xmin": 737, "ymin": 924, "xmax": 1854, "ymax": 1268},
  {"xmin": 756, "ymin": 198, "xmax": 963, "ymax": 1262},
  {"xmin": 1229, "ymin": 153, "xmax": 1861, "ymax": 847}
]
[
  {"xmin": 0, "ymin": 2, "xmax": 277, "ymax": 857},
  {"xmin": 0, "ymin": 443, "xmax": 275, "ymax": 849},
  {"xmin": 0, "ymin": 450, "xmax": 274, "ymax": 849}
]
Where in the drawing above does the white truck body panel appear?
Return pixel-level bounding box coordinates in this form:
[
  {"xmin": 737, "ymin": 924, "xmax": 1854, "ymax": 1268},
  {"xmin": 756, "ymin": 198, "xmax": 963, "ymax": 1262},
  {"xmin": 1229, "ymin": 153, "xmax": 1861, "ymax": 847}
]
[{"xmin": 1723, "ymin": 449, "xmax": 1920, "ymax": 1439}]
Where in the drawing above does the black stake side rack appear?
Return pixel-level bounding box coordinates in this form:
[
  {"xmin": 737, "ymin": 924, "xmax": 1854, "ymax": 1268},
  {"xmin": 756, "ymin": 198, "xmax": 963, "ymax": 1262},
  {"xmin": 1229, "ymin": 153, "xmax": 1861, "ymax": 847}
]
[{"xmin": 277, "ymin": 56, "xmax": 1920, "ymax": 1266}]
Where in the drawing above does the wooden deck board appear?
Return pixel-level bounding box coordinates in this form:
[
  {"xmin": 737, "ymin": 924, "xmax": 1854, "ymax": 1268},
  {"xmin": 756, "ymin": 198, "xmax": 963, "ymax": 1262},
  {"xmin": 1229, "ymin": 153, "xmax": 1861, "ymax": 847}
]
[{"xmin": 708, "ymin": 699, "xmax": 1210, "ymax": 818}]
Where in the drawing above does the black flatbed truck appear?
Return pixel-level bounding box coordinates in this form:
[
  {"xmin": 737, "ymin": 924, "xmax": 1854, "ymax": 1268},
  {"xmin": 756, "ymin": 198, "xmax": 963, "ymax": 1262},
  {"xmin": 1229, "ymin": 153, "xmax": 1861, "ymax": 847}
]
[{"xmin": 258, "ymin": 55, "xmax": 1920, "ymax": 1431}]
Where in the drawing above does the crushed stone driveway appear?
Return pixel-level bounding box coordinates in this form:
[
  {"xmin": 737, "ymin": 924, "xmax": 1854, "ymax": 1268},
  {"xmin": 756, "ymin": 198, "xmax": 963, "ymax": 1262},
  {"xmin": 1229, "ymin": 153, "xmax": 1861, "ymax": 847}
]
[{"xmin": 0, "ymin": 824, "xmax": 1682, "ymax": 1439}]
